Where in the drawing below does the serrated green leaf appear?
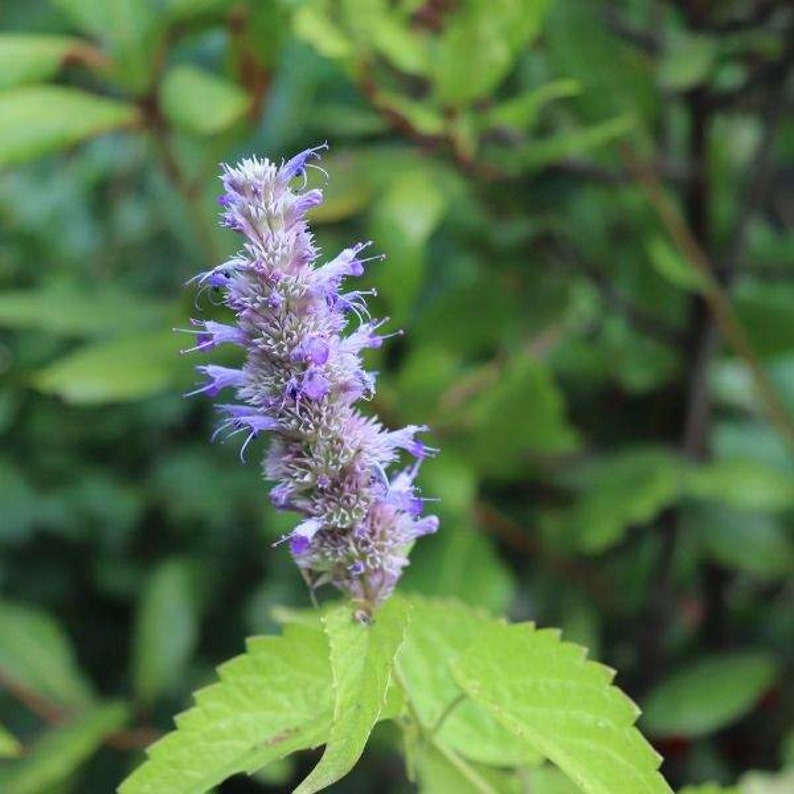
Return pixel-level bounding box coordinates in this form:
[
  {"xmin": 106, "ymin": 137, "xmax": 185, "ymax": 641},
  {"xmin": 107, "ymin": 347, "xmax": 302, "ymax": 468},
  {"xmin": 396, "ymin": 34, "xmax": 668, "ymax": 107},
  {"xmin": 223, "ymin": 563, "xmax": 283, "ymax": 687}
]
[
  {"xmin": 0, "ymin": 703, "xmax": 127, "ymax": 794},
  {"xmin": 294, "ymin": 597, "xmax": 410, "ymax": 793},
  {"xmin": 454, "ymin": 622, "xmax": 671, "ymax": 794},
  {"xmin": 0, "ymin": 601, "xmax": 94, "ymax": 710},
  {"xmin": 398, "ymin": 597, "xmax": 541, "ymax": 768},
  {"xmin": 642, "ymin": 653, "xmax": 777, "ymax": 739},
  {"xmin": 0, "ymin": 286, "xmax": 174, "ymax": 337},
  {"xmin": 133, "ymin": 558, "xmax": 200, "ymax": 706},
  {"xmin": 0, "ymin": 87, "xmax": 138, "ymax": 167},
  {"xmin": 160, "ymin": 66, "xmax": 249, "ymax": 136},
  {"xmin": 0, "ymin": 34, "xmax": 87, "ymax": 90},
  {"xmin": 120, "ymin": 624, "xmax": 333, "ymax": 793},
  {"xmin": 0, "ymin": 723, "xmax": 22, "ymax": 758},
  {"xmin": 34, "ymin": 331, "xmax": 189, "ymax": 404}
]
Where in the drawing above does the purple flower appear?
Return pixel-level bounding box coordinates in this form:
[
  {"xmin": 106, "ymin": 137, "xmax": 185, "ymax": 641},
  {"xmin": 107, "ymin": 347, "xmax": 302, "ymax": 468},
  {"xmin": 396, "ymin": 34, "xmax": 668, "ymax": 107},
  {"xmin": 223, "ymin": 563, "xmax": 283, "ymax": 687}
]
[{"xmin": 184, "ymin": 147, "xmax": 439, "ymax": 615}]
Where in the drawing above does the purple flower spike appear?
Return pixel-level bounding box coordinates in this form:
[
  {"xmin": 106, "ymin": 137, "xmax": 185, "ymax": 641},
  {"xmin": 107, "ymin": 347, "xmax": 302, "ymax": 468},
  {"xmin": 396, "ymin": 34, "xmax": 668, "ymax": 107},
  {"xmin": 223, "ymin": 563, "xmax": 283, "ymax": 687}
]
[{"xmin": 185, "ymin": 146, "xmax": 439, "ymax": 614}]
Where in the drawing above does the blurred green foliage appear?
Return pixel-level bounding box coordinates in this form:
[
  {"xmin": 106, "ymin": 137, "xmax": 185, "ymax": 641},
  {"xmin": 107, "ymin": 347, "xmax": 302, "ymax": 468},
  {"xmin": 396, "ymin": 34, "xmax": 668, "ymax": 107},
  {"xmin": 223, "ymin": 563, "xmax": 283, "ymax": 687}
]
[{"xmin": 0, "ymin": 0, "xmax": 792, "ymax": 791}]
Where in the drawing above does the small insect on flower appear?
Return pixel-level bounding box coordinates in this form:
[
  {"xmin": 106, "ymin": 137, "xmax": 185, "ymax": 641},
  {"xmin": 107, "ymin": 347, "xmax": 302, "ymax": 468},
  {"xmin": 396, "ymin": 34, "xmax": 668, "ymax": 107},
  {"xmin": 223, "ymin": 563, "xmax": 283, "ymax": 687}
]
[{"xmin": 183, "ymin": 145, "xmax": 439, "ymax": 620}]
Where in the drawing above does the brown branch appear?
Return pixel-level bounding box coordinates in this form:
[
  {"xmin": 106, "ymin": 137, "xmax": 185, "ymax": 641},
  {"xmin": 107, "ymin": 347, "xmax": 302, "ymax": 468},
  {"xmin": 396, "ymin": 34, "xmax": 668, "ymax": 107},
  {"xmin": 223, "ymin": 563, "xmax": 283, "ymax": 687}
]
[
  {"xmin": 621, "ymin": 145, "xmax": 794, "ymax": 446},
  {"xmin": 475, "ymin": 502, "xmax": 615, "ymax": 612},
  {"xmin": 0, "ymin": 667, "xmax": 162, "ymax": 752}
]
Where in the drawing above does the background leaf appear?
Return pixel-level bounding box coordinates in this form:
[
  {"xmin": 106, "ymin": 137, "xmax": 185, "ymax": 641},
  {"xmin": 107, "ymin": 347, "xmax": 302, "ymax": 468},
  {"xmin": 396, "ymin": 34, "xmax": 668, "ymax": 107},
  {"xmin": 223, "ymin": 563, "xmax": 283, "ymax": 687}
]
[
  {"xmin": 0, "ymin": 87, "xmax": 138, "ymax": 167},
  {"xmin": 132, "ymin": 558, "xmax": 200, "ymax": 706},
  {"xmin": 641, "ymin": 654, "xmax": 777, "ymax": 739}
]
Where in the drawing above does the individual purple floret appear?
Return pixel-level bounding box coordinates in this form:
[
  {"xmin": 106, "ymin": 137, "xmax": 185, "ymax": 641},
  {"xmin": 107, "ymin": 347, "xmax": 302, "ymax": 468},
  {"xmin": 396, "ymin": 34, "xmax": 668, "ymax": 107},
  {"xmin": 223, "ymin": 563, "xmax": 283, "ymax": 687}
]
[{"xmin": 185, "ymin": 145, "xmax": 439, "ymax": 616}]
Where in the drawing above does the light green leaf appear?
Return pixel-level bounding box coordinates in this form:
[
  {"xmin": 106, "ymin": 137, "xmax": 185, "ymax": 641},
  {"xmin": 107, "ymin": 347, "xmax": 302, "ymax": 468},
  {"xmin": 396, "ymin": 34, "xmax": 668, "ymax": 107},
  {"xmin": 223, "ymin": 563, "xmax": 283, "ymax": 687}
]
[
  {"xmin": 685, "ymin": 458, "xmax": 794, "ymax": 512},
  {"xmin": 0, "ymin": 286, "xmax": 174, "ymax": 337},
  {"xmin": 0, "ymin": 723, "xmax": 22, "ymax": 759},
  {"xmin": 523, "ymin": 115, "xmax": 634, "ymax": 169},
  {"xmin": 647, "ymin": 236, "xmax": 707, "ymax": 292},
  {"xmin": 0, "ymin": 87, "xmax": 138, "ymax": 167},
  {"xmin": 161, "ymin": 66, "xmax": 249, "ymax": 136},
  {"xmin": 659, "ymin": 34, "xmax": 718, "ymax": 91},
  {"xmin": 294, "ymin": 597, "xmax": 410, "ymax": 793},
  {"xmin": 0, "ymin": 601, "xmax": 94, "ymax": 710},
  {"xmin": 120, "ymin": 624, "xmax": 333, "ymax": 793},
  {"xmin": 454, "ymin": 622, "xmax": 671, "ymax": 794},
  {"xmin": 133, "ymin": 559, "xmax": 200, "ymax": 706},
  {"xmin": 293, "ymin": 0, "xmax": 354, "ymax": 60},
  {"xmin": 370, "ymin": 13, "xmax": 429, "ymax": 76},
  {"xmin": 642, "ymin": 653, "xmax": 777, "ymax": 738},
  {"xmin": 432, "ymin": 0, "xmax": 551, "ymax": 106},
  {"xmin": 0, "ymin": 703, "xmax": 127, "ymax": 794},
  {"xmin": 51, "ymin": 0, "xmax": 163, "ymax": 92},
  {"xmin": 375, "ymin": 92, "xmax": 446, "ymax": 137},
  {"xmin": 398, "ymin": 597, "xmax": 541, "ymax": 768},
  {"xmin": 34, "ymin": 331, "xmax": 189, "ymax": 404},
  {"xmin": 0, "ymin": 34, "xmax": 87, "ymax": 90},
  {"xmin": 465, "ymin": 356, "xmax": 578, "ymax": 477}
]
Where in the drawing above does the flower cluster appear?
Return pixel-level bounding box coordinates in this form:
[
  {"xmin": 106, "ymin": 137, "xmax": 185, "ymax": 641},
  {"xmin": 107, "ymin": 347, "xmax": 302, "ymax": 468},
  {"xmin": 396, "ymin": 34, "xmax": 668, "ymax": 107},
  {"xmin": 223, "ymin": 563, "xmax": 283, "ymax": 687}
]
[{"xmin": 185, "ymin": 145, "xmax": 438, "ymax": 616}]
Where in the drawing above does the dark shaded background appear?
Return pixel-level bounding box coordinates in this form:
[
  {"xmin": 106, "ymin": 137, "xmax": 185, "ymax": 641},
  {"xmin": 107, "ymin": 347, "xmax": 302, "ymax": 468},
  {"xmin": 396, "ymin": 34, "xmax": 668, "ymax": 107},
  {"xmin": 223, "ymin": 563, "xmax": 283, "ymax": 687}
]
[{"xmin": 0, "ymin": 0, "xmax": 792, "ymax": 791}]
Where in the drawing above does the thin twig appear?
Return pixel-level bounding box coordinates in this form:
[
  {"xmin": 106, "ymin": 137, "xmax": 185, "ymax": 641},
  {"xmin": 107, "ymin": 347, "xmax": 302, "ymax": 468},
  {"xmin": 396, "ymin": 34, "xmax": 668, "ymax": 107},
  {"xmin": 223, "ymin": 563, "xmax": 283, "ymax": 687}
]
[{"xmin": 0, "ymin": 667, "xmax": 162, "ymax": 752}]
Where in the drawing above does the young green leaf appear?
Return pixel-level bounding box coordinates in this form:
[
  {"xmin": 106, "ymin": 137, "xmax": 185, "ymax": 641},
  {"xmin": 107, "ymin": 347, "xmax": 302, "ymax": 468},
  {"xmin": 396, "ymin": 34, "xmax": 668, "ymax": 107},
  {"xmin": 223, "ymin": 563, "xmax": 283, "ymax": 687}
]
[
  {"xmin": 0, "ymin": 601, "xmax": 95, "ymax": 710},
  {"xmin": 454, "ymin": 622, "xmax": 672, "ymax": 793},
  {"xmin": 0, "ymin": 87, "xmax": 138, "ymax": 167},
  {"xmin": 0, "ymin": 702, "xmax": 127, "ymax": 794},
  {"xmin": 132, "ymin": 558, "xmax": 200, "ymax": 706},
  {"xmin": 294, "ymin": 597, "xmax": 411, "ymax": 794},
  {"xmin": 641, "ymin": 653, "xmax": 777, "ymax": 739},
  {"xmin": 120, "ymin": 624, "xmax": 333, "ymax": 793}
]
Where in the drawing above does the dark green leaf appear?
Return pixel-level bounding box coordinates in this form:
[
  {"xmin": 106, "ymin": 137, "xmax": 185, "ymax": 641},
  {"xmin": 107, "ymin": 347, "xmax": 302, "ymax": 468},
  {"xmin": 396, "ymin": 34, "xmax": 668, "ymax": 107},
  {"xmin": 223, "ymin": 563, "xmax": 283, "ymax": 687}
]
[{"xmin": 642, "ymin": 654, "xmax": 777, "ymax": 738}]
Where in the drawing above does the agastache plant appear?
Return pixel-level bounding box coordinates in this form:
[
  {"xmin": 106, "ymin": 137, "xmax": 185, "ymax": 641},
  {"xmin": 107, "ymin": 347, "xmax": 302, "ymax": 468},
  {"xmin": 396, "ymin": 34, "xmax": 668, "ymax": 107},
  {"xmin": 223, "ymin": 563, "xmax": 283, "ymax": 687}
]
[{"xmin": 184, "ymin": 145, "xmax": 438, "ymax": 620}]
